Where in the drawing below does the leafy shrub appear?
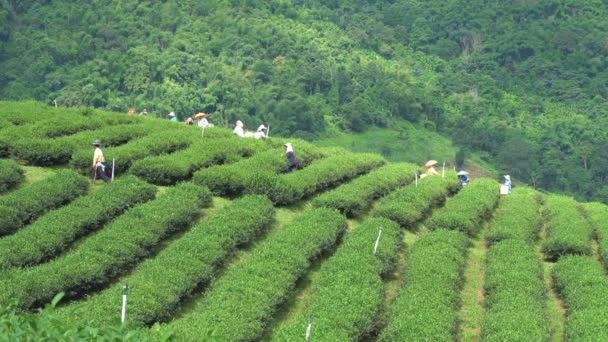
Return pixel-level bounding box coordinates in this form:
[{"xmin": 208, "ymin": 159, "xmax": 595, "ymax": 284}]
[
  {"xmin": 0, "ymin": 159, "xmax": 24, "ymax": 193},
  {"xmin": 373, "ymin": 173, "xmax": 460, "ymax": 228},
  {"xmin": 11, "ymin": 122, "xmax": 157, "ymax": 166},
  {"xmin": 379, "ymin": 229, "xmax": 469, "ymax": 341},
  {"xmin": 552, "ymin": 256, "xmax": 608, "ymax": 341},
  {"xmin": 0, "ymin": 170, "xmax": 88, "ymax": 236},
  {"xmin": 481, "ymin": 239, "xmax": 549, "ymax": 341},
  {"xmin": 193, "ymin": 142, "xmax": 326, "ymax": 196},
  {"xmin": 312, "ymin": 163, "xmax": 421, "ymax": 217},
  {"xmin": 0, "ymin": 293, "xmax": 154, "ymax": 341},
  {"xmin": 61, "ymin": 195, "xmax": 275, "ymax": 326},
  {"xmin": 485, "ymin": 187, "xmax": 542, "ymax": 244},
  {"xmin": 426, "ymin": 178, "xmax": 500, "ymax": 235},
  {"xmin": 0, "ymin": 176, "xmax": 157, "ymax": 269},
  {"xmin": 267, "ymin": 152, "xmax": 385, "ymax": 205},
  {"xmin": 272, "ymin": 217, "xmax": 401, "ymax": 341},
  {"xmin": 542, "ymin": 195, "xmax": 592, "ymax": 259},
  {"xmin": 581, "ymin": 202, "xmax": 608, "ymax": 269},
  {"xmin": 70, "ymin": 129, "xmax": 198, "ymax": 175},
  {"xmin": 130, "ymin": 138, "xmax": 269, "ymax": 185},
  {"xmin": 166, "ymin": 208, "xmax": 347, "ymax": 341},
  {"xmin": 0, "ymin": 183, "xmax": 211, "ymax": 310}
]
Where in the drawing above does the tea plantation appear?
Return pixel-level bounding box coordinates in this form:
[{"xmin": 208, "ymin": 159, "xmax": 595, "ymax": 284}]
[{"xmin": 0, "ymin": 102, "xmax": 607, "ymax": 341}]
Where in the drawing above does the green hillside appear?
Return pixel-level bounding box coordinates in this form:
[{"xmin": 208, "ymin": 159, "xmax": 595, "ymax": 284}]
[
  {"xmin": 1, "ymin": 1, "xmax": 607, "ymax": 202},
  {"xmin": 1, "ymin": 103, "xmax": 608, "ymax": 341}
]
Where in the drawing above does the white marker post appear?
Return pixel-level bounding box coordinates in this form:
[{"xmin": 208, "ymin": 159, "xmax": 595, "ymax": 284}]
[
  {"xmin": 111, "ymin": 158, "xmax": 115, "ymax": 182},
  {"xmin": 121, "ymin": 284, "xmax": 128, "ymax": 324},
  {"xmin": 305, "ymin": 317, "xmax": 315, "ymax": 341},
  {"xmin": 373, "ymin": 228, "xmax": 383, "ymax": 255},
  {"xmin": 266, "ymin": 124, "xmax": 270, "ymax": 138},
  {"xmin": 415, "ymin": 172, "xmax": 418, "ymax": 188},
  {"xmin": 442, "ymin": 161, "xmax": 445, "ymax": 178}
]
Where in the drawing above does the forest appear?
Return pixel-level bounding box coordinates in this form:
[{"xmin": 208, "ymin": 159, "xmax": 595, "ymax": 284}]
[{"xmin": 0, "ymin": 0, "xmax": 607, "ymax": 203}]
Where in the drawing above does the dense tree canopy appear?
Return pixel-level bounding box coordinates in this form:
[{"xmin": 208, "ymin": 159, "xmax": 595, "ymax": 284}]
[{"xmin": 0, "ymin": 0, "xmax": 606, "ymax": 202}]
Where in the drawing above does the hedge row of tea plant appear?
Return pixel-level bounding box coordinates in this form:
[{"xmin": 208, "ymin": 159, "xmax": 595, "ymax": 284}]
[
  {"xmin": 272, "ymin": 217, "xmax": 401, "ymax": 341},
  {"xmin": 426, "ymin": 178, "xmax": 500, "ymax": 235},
  {"xmin": 0, "ymin": 111, "xmax": 136, "ymax": 157},
  {"xmin": 379, "ymin": 229, "xmax": 469, "ymax": 341},
  {"xmin": 70, "ymin": 129, "xmax": 199, "ymax": 175},
  {"xmin": 373, "ymin": 174, "xmax": 460, "ymax": 228},
  {"xmin": 0, "ymin": 176, "xmax": 157, "ymax": 269},
  {"xmin": 130, "ymin": 138, "xmax": 269, "ymax": 185},
  {"xmin": 481, "ymin": 239, "xmax": 549, "ymax": 341},
  {"xmin": 165, "ymin": 208, "xmax": 347, "ymax": 341},
  {"xmin": 552, "ymin": 256, "xmax": 608, "ymax": 341},
  {"xmin": 193, "ymin": 143, "xmax": 326, "ymax": 196},
  {"xmin": 312, "ymin": 163, "xmax": 420, "ymax": 217},
  {"xmin": 61, "ymin": 195, "xmax": 275, "ymax": 326},
  {"xmin": 11, "ymin": 122, "xmax": 158, "ymax": 166},
  {"xmin": 267, "ymin": 152, "xmax": 385, "ymax": 205},
  {"xmin": 0, "ymin": 183, "xmax": 211, "ymax": 310},
  {"xmin": 485, "ymin": 187, "xmax": 542, "ymax": 245},
  {"xmin": 0, "ymin": 159, "xmax": 24, "ymax": 193},
  {"xmin": 0, "ymin": 293, "xmax": 153, "ymax": 341},
  {"xmin": 542, "ymin": 195, "xmax": 592, "ymax": 259},
  {"xmin": 0, "ymin": 170, "xmax": 88, "ymax": 236},
  {"xmin": 581, "ymin": 202, "xmax": 608, "ymax": 269}
]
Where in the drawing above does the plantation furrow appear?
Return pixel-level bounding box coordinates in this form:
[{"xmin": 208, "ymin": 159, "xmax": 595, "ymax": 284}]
[
  {"xmin": 552, "ymin": 256, "xmax": 608, "ymax": 340},
  {"xmin": 544, "ymin": 263, "xmax": 566, "ymax": 342},
  {"xmin": 581, "ymin": 202, "xmax": 608, "ymax": 268},
  {"xmin": 457, "ymin": 232, "xmax": 486, "ymax": 342},
  {"xmin": 59, "ymin": 195, "xmax": 274, "ymax": 327},
  {"xmin": 157, "ymin": 208, "xmax": 347, "ymax": 341},
  {"xmin": 0, "ymin": 170, "xmax": 89, "ymax": 236},
  {"xmin": 312, "ymin": 162, "xmax": 421, "ymax": 217},
  {"xmin": 130, "ymin": 137, "xmax": 269, "ymax": 185},
  {"xmin": 542, "ymin": 195, "xmax": 593, "ymax": 259},
  {"xmin": 0, "ymin": 176, "xmax": 157, "ymax": 269},
  {"xmin": 0, "ymin": 184, "xmax": 211, "ymax": 310},
  {"xmin": 270, "ymin": 217, "xmax": 401, "ymax": 341}
]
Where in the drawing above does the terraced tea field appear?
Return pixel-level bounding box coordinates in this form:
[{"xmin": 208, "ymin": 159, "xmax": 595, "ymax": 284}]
[{"xmin": 1, "ymin": 102, "xmax": 607, "ymax": 341}]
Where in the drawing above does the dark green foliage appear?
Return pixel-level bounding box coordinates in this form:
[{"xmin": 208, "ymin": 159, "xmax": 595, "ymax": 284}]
[
  {"xmin": 0, "ymin": 183, "xmax": 211, "ymax": 310},
  {"xmin": 373, "ymin": 172, "xmax": 460, "ymax": 228},
  {"xmin": 486, "ymin": 187, "xmax": 542, "ymax": 244},
  {"xmin": 0, "ymin": 159, "xmax": 24, "ymax": 192},
  {"xmin": 0, "ymin": 176, "xmax": 157, "ymax": 269},
  {"xmin": 426, "ymin": 178, "xmax": 500, "ymax": 235},
  {"xmin": 542, "ymin": 195, "xmax": 592, "ymax": 259},
  {"xmin": 272, "ymin": 218, "xmax": 401, "ymax": 341},
  {"xmin": 70, "ymin": 129, "xmax": 198, "ymax": 175},
  {"xmin": 0, "ymin": 170, "xmax": 88, "ymax": 236},
  {"xmin": 312, "ymin": 162, "xmax": 420, "ymax": 217},
  {"xmin": 379, "ymin": 229, "xmax": 469, "ymax": 341},
  {"xmin": 165, "ymin": 208, "xmax": 347, "ymax": 341},
  {"xmin": 130, "ymin": 137, "xmax": 268, "ymax": 185},
  {"xmin": 582, "ymin": 202, "xmax": 608, "ymax": 269},
  {"xmin": 552, "ymin": 256, "xmax": 608, "ymax": 341},
  {"xmin": 60, "ymin": 195, "xmax": 274, "ymax": 326},
  {"xmin": 481, "ymin": 239, "xmax": 549, "ymax": 342}
]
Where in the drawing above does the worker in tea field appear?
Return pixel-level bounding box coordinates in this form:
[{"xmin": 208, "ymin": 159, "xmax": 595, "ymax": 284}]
[
  {"xmin": 281, "ymin": 142, "xmax": 299, "ymax": 173},
  {"xmin": 457, "ymin": 170, "xmax": 470, "ymax": 186},
  {"xmin": 167, "ymin": 112, "xmax": 178, "ymax": 122},
  {"xmin": 91, "ymin": 140, "xmax": 110, "ymax": 184},
  {"xmin": 502, "ymin": 175, "xmax": 512, "ymax": 194},
  {"xmin": 233, "ymin": 120, "xmax": 245, "ymax": 137},
  {"xmin": 254, "ymin": 123, "xmax": 268, "ymax": 139},
  {"xmin": 196, "ymin": 112, "xmax": 211, "ymax": 128},
  {"xmin": 420, "ymin": 160, "xmax": 439, "ymax": 178}
]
